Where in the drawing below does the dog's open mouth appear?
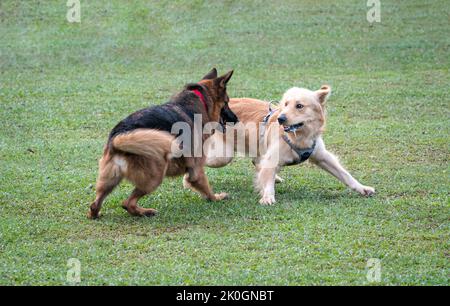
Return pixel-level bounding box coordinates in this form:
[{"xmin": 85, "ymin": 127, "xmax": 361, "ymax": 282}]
[{"xmin": 283, "ymin": 122, "xmax": 304, "ymax": 133}]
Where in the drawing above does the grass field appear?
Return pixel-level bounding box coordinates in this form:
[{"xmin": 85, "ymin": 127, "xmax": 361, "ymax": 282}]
[{"xmin": 0, "ymin": 0, "xmax": 449, "ymax": 285}]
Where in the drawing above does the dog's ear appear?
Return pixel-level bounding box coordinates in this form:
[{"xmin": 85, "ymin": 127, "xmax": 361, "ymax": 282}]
[
  {"xmin": 216, "ymin": 70, "xmax": 234, "ymax": 88},
  {"xmin": 202, "ymin": 68, "xmax": 218, "ymax": 80},
  {"xmin": 316, "ymin": 85, "xmax": 331, "ymax": 105}
]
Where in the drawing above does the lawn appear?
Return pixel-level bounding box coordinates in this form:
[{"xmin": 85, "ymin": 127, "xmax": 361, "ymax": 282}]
[{"xmin": 0, "ymin": 0, "xmax": 448, "ymax": 285}]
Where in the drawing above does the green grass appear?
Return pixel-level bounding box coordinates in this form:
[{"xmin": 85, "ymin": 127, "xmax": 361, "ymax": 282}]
[{"xmin": 0, "ymin": 0, "xmax": 449, "ymax": 285}]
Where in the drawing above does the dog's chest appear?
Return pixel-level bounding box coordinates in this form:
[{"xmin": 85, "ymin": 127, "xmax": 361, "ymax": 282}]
[
  {"xmin": 281, "ymin": 137, "xmax": 316, "ymax": 166},
  {"xmin": 283, "ymin": 153, "xmax": 303, "ymax": 166}
]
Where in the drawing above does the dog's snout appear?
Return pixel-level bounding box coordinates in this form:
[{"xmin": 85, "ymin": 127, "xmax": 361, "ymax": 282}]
[
  {"xmin": 278, "ymin": 114, "xmax": 287, "ymax": 124},
  {"xmin": 221, "ymin": 105, "xmax": 239, "ymax": 124}
]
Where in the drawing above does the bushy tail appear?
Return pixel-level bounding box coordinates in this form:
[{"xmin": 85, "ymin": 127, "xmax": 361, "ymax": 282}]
[{"xmin": 112, "ymin": 129, "xmax": 176, "ymax": 161}]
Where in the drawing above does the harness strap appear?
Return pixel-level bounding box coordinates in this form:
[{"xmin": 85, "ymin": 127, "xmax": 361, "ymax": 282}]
[
  {"xmin": 262, "ymin": 104, "xmax": 274, "ymax": 124},
  {"xmin": 282, "ymin": 135, "xmax": 316, "ymax": 165},
  {"xmin": 260, "ymin": 102, "xmax": 276, "ymax": 138}
]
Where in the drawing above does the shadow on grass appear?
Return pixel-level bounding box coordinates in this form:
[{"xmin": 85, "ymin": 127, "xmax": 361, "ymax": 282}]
[{"xmin": 92, "ymin": 182, "xmax": 357, "ymax": 231}]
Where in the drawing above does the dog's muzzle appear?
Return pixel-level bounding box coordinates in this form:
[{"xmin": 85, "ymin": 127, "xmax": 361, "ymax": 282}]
[
  {"xmin": 278, "ymin": 114, "xmax": 304, "ymax": 132},
  {"xmin": 220, "ymin": 104, "xmax": 239, "ymax": 132},
  {"xmin": 283, "ymin": 122, "xmax": 304, "ymax": 133}
]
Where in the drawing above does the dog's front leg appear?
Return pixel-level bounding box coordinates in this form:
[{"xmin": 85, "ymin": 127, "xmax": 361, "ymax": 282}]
[
  {"xmin": 310, "ymin": 138, "xmax": 375, "ymax": 196},
  {"xmin": 256, "ymin": 153, "xmax": 280, "ymax": 205},
  {"xmin": 184, "ymin": 167, "xmax": 229, "ymax": 201},
  {"xmin": 254, "ymin": 157, "xmax": 283, "ymax": 184},
  {"xmin": 257, "ymin": 167, "xmax": 277, "ymax": 205}
]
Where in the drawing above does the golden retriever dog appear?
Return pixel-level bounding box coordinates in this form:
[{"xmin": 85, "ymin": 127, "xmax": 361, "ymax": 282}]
[{"xmin": 205, "ymin": 86, "xmax": 375, "ymax": 205}]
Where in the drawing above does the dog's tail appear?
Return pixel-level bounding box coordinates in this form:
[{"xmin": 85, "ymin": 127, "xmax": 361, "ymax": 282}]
[{"xmin": 111, "ymin": 129, "xmax": 176, "ymax": 161}]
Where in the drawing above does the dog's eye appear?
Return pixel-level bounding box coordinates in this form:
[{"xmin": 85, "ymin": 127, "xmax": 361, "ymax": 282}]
[{"xmin": 296, "ymin": 104, "xmax": 304, "ymax": 109}]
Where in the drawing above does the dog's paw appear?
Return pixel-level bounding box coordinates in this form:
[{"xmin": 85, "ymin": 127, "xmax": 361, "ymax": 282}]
[
  {"xmin": 275, "ymin": 175, "xmax": 284, "ymax": 184},
  {"xmin": 182, "ymin": 176, "xmax": 191, "ymax": 189},
  {"xmin": 357, "ymin": 185, "xmax": 375, "ymax": 197},
  {"xmin": 142, "ymin": 208, "xmax": 158, "ymax": 217},
  {"xmin": 259, "ymin": 194, "xmax": 276, "ymax": 205},
  {"xmin": 87, "ymin": 211, "xmax": 100, "ymax": 220},
  {"xmin": 214, "ymin": 192, "xmax": 229, "ymax": 201}
]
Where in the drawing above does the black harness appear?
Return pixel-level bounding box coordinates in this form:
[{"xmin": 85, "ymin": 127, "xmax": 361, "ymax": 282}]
[
  {"xmin": 262, "ymin": 103, "xmax": 316, "ymax": 165},
  {"xmin": 282, "ymin": 135, "xmax": 316, "ymax": 165}
]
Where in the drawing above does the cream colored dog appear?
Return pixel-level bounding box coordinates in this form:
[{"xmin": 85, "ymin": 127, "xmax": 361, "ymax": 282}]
[{"xmin": 205, "ymin": 86, "xmax": 375, "ymax": 205}]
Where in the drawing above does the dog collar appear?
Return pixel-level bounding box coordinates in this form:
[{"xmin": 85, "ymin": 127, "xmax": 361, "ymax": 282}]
[
  {"xmin": 282, "ymin": 135, "xmax": 316, "ymax": 165},
  {"xmin": 191, "ymin": 89, "xmax": 208, "ymax": 112}
]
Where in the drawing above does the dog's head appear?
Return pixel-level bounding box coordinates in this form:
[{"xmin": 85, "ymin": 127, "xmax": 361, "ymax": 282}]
[
  {"xmin": 277, "ymin": 85, "xmax": 331, "ymax": 135},
  {"xmin": 187, "ymin": 68, "xmax": 238, "ymax": 125}
]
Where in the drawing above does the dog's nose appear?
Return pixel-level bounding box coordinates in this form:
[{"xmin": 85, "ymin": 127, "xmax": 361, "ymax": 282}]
[{"xmin": 278, "ymin": 114, "xmax": 287, "ymax": 125}]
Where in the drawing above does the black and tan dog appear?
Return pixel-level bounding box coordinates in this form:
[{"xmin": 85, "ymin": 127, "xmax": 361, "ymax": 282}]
[{"xmin": 88, "ymin": 68, "xmax": 237, "ymax": 219}]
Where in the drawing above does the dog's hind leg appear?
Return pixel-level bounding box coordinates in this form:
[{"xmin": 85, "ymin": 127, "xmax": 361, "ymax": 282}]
[
  {"xmin": 122, "ymin": 188, "xmax": 157, "ymax": 217},
  {"xmin": 122, "ymin": 158, "xmax": 166, "ymax": 217},
  {"xmin": 274, "ymin": 175, "xmax": 284, "ymax": 184},
  {"xmin": 88, "ymin": 155, "xmax": 123, "ymax": 219}
]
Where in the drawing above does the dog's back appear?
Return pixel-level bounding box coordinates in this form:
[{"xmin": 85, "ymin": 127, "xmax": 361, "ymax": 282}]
[
  {"xmin": 109, "ymin": 91, "xmax": 200, "ymax": 142},
  {"xmin": 229, "ymin": 98, "xmax": 272, "ymax": 126}
]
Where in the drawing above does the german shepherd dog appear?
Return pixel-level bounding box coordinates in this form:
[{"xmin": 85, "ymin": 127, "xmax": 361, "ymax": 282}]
[
  {"xmin": 88, "ymin": 68, "xmax": 237, "ymax": 219},
  {"xmin": 205, "ymin": 86, "xmax": 375, "ymax": 205}
]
